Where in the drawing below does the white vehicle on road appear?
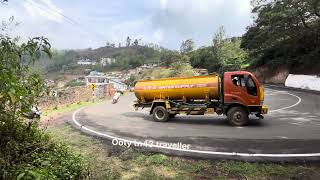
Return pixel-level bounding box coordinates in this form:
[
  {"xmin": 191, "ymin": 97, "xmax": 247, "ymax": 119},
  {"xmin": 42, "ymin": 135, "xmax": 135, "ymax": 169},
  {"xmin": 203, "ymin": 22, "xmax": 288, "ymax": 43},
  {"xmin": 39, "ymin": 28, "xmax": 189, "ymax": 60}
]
[{"xmin": 112, "ymin": 91, "xmax": 122, "ymax": 104}]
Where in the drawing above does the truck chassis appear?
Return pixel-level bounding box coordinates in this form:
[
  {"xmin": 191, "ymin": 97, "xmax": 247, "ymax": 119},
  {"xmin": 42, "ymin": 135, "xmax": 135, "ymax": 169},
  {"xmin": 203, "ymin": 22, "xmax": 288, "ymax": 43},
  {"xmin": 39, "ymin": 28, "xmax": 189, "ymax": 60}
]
[{"xmin": 134, "ymin": 99, "xmax": 267, "ymax": 126}]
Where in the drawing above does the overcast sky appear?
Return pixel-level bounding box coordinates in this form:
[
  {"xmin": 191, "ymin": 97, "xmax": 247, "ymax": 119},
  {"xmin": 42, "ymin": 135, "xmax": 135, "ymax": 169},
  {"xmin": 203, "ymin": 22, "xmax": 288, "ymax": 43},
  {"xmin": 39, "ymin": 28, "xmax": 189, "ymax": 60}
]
[{"xmin": 0, "ymin": 0, "xmax": 253, "ymax": 50}]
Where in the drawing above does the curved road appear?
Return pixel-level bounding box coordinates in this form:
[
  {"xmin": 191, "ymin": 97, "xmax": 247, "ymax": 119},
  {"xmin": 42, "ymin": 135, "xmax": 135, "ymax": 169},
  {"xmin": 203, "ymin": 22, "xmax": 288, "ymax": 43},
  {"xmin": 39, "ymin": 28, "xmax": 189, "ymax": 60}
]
[{"xmin": 72, "ymin": 87, "xmax": 320, "ymax": 161}]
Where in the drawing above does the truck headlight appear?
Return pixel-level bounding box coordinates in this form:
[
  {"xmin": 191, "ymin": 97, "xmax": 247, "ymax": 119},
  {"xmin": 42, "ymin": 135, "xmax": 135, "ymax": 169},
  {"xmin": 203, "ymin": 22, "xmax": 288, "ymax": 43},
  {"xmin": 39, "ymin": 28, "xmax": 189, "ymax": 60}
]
[{"xmin": 259, "ymin": 86, "xmax": 265, "ymax": 105}]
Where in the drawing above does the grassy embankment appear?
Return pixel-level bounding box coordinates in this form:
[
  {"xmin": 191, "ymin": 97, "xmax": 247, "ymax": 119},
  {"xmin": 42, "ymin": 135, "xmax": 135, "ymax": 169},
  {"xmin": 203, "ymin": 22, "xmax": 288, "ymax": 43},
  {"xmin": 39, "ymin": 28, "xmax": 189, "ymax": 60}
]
[
  {"xmin": 45, "ymin": 102, "xmax": 320, "ymax": 179},
  {"xmin": 43, "ymin": 100, "xmax": 103, "ymax": 118}
]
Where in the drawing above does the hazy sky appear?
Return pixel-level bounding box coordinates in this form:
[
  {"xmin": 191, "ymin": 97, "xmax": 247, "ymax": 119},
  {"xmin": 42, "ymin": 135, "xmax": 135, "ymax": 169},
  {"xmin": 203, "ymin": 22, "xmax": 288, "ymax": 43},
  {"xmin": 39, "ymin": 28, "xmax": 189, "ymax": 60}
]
[{"xmin": 0, "ymin": 0, "xmax": 253, "ymax": 50}]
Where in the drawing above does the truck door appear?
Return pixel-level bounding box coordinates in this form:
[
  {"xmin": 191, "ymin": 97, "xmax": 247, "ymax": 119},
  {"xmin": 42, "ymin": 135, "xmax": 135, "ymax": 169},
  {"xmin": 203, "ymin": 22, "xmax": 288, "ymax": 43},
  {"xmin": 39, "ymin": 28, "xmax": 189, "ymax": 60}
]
[
  {"xmin": 224, "ymin": 74, "xmax": 259, "ymax": 106},
  {"xmin": 229, "ymin": 74, "xmax": 247, "ymax": 103},
  {"xmin": 244, "ymin": 75, "xmax": 259, "ymax": 105}
]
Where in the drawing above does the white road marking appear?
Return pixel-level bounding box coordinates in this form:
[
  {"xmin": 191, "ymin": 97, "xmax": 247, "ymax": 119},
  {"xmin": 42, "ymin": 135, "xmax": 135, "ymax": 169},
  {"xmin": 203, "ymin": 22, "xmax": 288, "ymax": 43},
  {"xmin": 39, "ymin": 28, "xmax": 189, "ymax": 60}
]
[
  {"xmin": 275, "ymin": 136, "xmax": 288, "ymax": 139},
  {"xmin": 290, "ymin": 122, "xmax": 303, "ymax": 125},
  {"xmin": 269, "ymin": 91, "xmax": 302, "ymax": 113},
  {"xmin": 73, "ymin": 107, "xmax": 320, "ymax": 158}
]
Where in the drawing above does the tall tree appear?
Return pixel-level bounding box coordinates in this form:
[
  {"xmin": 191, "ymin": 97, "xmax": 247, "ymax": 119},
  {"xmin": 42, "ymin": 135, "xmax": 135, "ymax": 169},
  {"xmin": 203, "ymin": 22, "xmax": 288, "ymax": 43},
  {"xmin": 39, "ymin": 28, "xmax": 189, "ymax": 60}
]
[
  {"xmin": 180, "ymin": 39, "xmax": 194, "ymax": 54},
  {"xmin": 133, "ymin": 39, "xmax": 139, "ymax": 46},
  {"xmin": 126, "ymin": 36, "xmax": 131, "ymax": 47},
  {"xmin": 212, "ymin": 26, "xmax": 226, "ymax": 46},
  {"xmin": 241, "ymin": 0, "xmax": 320, "ymax": 68}
]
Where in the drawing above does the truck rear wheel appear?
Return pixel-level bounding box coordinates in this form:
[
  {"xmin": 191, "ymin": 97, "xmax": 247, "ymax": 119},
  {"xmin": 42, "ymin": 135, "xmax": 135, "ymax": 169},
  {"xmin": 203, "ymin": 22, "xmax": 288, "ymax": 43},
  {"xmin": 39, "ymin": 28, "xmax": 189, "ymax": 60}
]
[
  {"xmin": 152, "ymin": 106, "xmax": 169, "ymax": 122},
  {"xmin": 227, "ymin": 107, "xmax": 249, "ymax": 126}
]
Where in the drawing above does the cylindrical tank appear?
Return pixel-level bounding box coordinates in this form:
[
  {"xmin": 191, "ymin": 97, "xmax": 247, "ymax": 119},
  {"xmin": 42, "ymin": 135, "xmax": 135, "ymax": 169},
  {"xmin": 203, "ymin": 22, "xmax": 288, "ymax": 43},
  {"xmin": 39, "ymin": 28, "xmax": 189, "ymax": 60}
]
[{"xmin": 134, "ymin": 75, "xmax": 221, "ymax": 102}]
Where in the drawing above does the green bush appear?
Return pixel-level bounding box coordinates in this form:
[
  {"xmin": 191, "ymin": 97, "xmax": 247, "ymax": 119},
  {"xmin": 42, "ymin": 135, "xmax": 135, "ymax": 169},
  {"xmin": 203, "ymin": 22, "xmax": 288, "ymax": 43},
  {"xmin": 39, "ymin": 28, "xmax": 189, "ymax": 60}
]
[
  {"xmin": 2, "ymin": 133, "xmax": 89, "ymax": 179},
  {"xmin": 0, "ymin": 36, "xmax": 89, "ymax": 179},
  {"xmin": 64, "ymin": 79, "xmax": 86, "ymax": 88}
]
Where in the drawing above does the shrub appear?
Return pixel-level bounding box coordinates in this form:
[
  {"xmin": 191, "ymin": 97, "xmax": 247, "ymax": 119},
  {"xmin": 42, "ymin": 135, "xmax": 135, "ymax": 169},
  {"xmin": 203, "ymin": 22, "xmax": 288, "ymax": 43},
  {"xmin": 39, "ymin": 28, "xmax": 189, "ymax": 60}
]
[
  {"xmin": 64, "ymin": 79, "xmax": 86, "ymax": 88},
  {"xmin": 0, "ymin": 36, "xmax": 89, "ymax": 179}
]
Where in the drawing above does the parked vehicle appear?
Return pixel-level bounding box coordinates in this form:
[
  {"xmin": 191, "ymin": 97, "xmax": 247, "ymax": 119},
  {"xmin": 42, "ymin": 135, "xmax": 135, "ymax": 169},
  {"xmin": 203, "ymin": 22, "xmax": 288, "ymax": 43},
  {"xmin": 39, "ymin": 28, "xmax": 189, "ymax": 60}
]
[{"xmin": 133, "ymin": 71, "xmax": 268, "ymax": 126}]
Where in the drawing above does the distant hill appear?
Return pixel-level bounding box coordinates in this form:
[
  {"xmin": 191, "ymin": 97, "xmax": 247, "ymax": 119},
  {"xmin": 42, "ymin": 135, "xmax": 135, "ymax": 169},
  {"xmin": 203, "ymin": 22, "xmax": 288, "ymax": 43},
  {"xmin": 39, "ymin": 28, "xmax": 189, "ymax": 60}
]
[
  {"xmin": 76, "ymin": 45, "xmax": 162, "ymax": 63},
  {"xmin": 36, "ymin": 45, "xmax": 166, "ymax": 77}
]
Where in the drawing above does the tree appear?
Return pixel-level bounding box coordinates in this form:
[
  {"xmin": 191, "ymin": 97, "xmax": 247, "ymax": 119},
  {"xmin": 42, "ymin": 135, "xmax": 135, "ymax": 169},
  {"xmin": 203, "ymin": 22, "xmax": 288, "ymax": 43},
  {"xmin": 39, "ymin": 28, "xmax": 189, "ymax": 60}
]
[
  {"xmin": 133, "ymin": 39, "xmax": 139, "ymax": 46},
  {"xmin": 189, "ymin": 46, "xmax": 222, "ymax": 73},
  {"xmin": 0, "ymin": 0, "xmax": 8, "ymax": 4},
  {"xmin": 1, "ymin": 3, "xmax": 90, "ymax": 178},
  {"xmin": 125, "ymin": 75, "xmax": 137, "ymax": 87},
  {"xmin": 187, "ymin": 27, "xmax": 247, "ymax": 73},
  {"xmin": 160, "ymin": 50, "xmax": 181, "ymax": 66},
  {"xmin": 0, "ymin": 16, "xmax": 19, "ymax": 37},
  {"xmin": 212, "ymin": 26, "xmax": 226, "ymax": 46},
  {"xmin": 0, "ymin": 36, "xmax": 52, "ymax": 130},
  {"xmin": 216, "ymin": 38, "xmax": 248, "ymax": 71},
  {"xmin": 126, "ymin": 36, "xmax": 131, "ymax": 47},
  {"xmin": 46, "ymin": 50, "xmax": 77, "ymax": 73},
  {"xmin": 241, "ymin": 0, "xmax": 320, "ymax": 68},
  {"xmin": 180, "ymin": 39, "xmax": 194, "ymax": 54},
  {"xmin": 0, "ymin": 36, "xmax": 55, "ymax": 176},
  {"xmin": 169, "ymin": 60, "xmax": 194, "ymax": 77},
  {"xmin": 212, "ymin": 27, "xmax": 247, "ymax": 72}
]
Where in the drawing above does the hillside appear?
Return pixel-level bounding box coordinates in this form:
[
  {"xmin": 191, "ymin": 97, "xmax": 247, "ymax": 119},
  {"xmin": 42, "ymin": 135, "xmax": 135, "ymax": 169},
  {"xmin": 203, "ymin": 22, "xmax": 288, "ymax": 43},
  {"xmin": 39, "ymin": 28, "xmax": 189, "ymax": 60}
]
[
  {"xmin": 36, "ymin": 45, "xmax": 165, "ymax": 77},
  {"xmin": 76, "ymin": 46, "xmax": 161, "ymax": 62}
]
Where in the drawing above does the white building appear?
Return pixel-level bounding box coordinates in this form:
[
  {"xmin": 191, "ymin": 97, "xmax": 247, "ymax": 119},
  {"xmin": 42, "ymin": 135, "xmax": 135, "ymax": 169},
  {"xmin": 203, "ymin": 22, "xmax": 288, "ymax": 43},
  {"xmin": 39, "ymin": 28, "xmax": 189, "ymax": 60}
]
[
  {"xmin": 77, "ymin": 58, "xmax": 96, "ymax": 66},
  {"xmin": 140, "ymin": 64, "xmax": 158, "ymax": 69},
  {"xmin": 108, "ymin": 77, "xmax": 127, "ymax": 91},
  {"xmin": 85, "ymin": 71, "xmax": 127, "ymax": 91},
  {"xmin": 100, "ymin": 57, "xmax": 115, "ymax": 66},
  {"xmin": 85, "ymin": 71, "xmax": 106, "ymax": 85}
]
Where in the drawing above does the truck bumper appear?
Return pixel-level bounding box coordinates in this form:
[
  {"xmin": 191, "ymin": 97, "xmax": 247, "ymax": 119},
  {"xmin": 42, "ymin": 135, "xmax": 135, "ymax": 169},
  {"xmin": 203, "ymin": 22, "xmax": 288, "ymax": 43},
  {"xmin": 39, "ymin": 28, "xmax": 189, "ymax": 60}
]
[{"xmin": 260, "ymin": 105, "xmax": 268, "ymax": 114}]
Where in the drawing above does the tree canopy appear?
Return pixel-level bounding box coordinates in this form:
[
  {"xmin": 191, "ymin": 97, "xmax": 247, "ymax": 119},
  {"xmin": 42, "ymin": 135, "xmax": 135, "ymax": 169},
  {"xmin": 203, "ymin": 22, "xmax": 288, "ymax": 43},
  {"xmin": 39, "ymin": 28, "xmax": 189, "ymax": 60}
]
[
  {"xmin": 241, "ymin": 0, "xmax": 320, "ymax": 68},
  {"xmin": 180, "ymin": 39, "xmax": 195, "ymax": 54},
  {"xmin": 188, "ymin": 27, "xmax": 248, "ymax": 73}
]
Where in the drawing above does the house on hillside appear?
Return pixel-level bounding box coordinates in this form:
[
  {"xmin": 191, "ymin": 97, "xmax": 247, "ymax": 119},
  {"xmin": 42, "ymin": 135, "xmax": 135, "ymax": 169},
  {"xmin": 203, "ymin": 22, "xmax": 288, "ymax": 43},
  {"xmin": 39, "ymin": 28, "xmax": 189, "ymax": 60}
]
[
  {"xmin": 85, "ymin": 75, "xmax": 108, "ymax": 85},
  {"xmin": 77, "ymin": 58, "xmax": 97, "ymax": 66},
  {"xmin": 107, "ymin": 77, "xmax": 127, "ymax": 91},
  {"xmin": 85, "ymin": 71, "xmax": 127, "ymax": 91},
  {"xmin": 100, "ymin": 57, "xmax": 115, "ymax": 66},
  {"xmin": 140, "ymin": 63, "xmax": 158, "ymax": 69}
]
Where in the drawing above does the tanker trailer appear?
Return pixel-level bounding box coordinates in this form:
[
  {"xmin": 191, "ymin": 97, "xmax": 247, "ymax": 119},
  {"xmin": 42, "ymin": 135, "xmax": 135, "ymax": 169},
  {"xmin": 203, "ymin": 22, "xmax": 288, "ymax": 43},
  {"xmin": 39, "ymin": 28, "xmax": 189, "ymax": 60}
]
[{"xmin": 134, "ymin": 71, "xmax": 268, "ymax": 126}]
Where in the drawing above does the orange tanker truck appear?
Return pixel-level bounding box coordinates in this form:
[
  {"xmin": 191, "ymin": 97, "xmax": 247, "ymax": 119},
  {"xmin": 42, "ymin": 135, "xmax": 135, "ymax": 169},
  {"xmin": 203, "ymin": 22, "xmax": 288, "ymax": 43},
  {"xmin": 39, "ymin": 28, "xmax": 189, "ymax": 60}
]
[{"xmin": 133, "ymin": 71, "xmax": 268, "ymax": 126}]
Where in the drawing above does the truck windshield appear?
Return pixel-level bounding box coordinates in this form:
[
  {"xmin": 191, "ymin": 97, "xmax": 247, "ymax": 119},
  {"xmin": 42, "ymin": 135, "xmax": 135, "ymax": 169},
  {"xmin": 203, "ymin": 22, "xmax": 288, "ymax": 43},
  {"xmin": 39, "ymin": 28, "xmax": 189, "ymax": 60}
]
[{"xmin": 246, "ymin": 76, "xmax": 257, "ymax": 96}]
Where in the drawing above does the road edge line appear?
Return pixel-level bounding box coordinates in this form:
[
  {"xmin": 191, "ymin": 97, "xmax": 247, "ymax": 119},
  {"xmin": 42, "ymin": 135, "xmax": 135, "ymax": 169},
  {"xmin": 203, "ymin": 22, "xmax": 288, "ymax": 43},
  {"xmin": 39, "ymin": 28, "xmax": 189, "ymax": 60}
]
[{"xmin": 72, "ymin": 107, "xmax": 320, "ymax": 158}]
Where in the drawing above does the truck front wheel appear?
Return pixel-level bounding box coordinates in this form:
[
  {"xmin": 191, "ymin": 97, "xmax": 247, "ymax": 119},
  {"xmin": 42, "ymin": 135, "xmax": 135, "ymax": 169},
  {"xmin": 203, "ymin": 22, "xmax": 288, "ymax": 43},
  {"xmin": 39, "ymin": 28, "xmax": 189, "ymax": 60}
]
[
  {"xmin": 152, "ymin": 106, "xmax": 169, "ymax": 122},
  {"xmin": 227, "ymin": 107, "xmax": 249, "ymax": 126}
]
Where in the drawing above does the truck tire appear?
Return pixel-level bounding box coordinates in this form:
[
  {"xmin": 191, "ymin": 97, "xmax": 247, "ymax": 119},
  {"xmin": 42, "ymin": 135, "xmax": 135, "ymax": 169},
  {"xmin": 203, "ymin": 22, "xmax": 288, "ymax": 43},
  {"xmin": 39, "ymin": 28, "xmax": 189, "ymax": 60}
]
[
  {"xmin": 227, "ymin": 106, "xmax": 249, "ymax": 126},
  {"xmin": 153, "ymin": 106, "xmax": 169, "ymax": 122}
]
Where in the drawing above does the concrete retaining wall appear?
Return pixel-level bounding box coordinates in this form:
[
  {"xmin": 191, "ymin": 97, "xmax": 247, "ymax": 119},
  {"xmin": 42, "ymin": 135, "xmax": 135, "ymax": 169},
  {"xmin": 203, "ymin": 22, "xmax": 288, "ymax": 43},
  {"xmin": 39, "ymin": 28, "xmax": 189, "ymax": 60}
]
[
  {"xmin": 255, "ymin": 66, "xmax": 289, "ymax": 84},
  {"xmin": 285, "ymin": 74, "xmax": 320, "ymax": 91}
]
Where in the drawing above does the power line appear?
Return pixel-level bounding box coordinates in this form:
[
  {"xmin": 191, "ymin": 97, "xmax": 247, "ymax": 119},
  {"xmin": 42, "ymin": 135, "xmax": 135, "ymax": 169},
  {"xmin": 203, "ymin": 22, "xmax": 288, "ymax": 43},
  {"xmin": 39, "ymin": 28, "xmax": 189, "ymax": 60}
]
[{"xmin": 22, "ymin": 0, "xmax": 109, "ymax": 42}]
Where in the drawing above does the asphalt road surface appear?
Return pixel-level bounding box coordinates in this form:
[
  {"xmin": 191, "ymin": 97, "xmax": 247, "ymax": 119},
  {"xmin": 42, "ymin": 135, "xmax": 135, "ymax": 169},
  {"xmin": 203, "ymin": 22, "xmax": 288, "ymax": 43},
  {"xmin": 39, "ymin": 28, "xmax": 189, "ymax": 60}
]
[{"xmin": 72, "ymin": 87, "xmax": 320, "ymax": 161}]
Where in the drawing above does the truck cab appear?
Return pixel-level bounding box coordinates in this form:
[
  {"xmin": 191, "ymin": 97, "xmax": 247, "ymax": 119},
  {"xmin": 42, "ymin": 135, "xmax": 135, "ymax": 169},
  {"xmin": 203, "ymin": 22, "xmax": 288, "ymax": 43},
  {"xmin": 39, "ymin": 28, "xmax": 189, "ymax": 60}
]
[{"xmin": 222, "ymin": 71, "xmax": 268, "ymax": 125}]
